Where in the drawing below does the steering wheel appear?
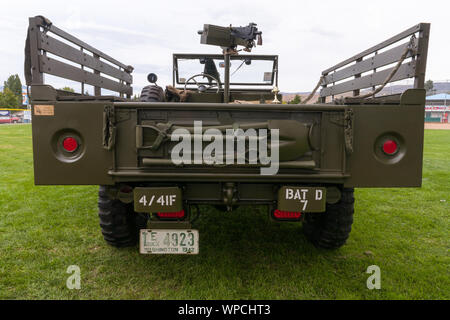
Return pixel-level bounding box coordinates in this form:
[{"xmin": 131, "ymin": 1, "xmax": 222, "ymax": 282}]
[{"xmin": 184, "ymin": 73, "xmax": 221, "ymax": 93}]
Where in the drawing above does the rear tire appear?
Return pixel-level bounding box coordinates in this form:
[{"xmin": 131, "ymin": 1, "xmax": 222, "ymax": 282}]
[
  {"xmin": 98, "ymin": 186, "xmax": 148, "ymax": 247},
  {"xmin": 302, "ymin": 187, "xmax": 354, "ymax": 249},
  {"xmin": 140, "ymin": 85, "xmax": 165, "ymax": 102}
]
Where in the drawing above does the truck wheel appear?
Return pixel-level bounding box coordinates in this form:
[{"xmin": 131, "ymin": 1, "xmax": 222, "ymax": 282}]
[
  {"xmin": 140, "ymin": 85, "xmax": 165, "ymax": 102},
  {"xmin": 98, "ymin": 186, "xmax": 148, "ymax": 247},
  {"xmin": 302, "ymin": 188, "xmax": 354, "ymax": 249}
]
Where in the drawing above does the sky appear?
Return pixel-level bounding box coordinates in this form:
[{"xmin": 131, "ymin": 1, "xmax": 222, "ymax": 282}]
[{"xmin": 1, "ymin": 0, "xmax": 449, "ymax": 94}]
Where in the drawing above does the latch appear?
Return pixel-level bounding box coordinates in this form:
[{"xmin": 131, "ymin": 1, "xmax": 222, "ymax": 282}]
[
  {"xmin": 222, "ymin": 182, "xmax": 238, "ymax": 211},
  {"xmin": 329, "ymin": 109, "xmax": 353, "ymax": 154},
  {"xmin": 103, "ymin": 105, "xmax": 116, "ymax": 150},
  {"xmin": 344, "ymin": 108, "xmax": 354, "ymax": 154}
]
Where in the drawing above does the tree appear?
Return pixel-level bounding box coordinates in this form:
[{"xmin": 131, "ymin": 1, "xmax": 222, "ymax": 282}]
[
  {"xmin": 0, "ymin": 88, "xmax": 20, "ymax": 108},
  {"xmin": 289, "ymin": 94, "xmax": 302, "ymax": 104},
  {"xmin": 424, "ymin": 80, "xmax": 434, "ymax": 92},
  {"xmin": 3, "ymin": 74, "xmax": 22, "ymax": 105},
  {"xmin": 60, "ymin": 87, "xmax": 75, "ymax": 93}
]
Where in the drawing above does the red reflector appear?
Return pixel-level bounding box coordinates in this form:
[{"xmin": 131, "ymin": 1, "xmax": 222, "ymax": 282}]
[
  {"xmin": 62, "ymin": 137, "xmax": 78, "ymax": 152},
  {"xmin": 156, "ymin": 210, "xmax": 185, "ymax": 219},
  {"xmin": 382, "ymin": 139, "xmax": 397, "ymax": 155},
  {"xmin": 273, "ymin": 209, "xmax": 302, "ymax": 219}
]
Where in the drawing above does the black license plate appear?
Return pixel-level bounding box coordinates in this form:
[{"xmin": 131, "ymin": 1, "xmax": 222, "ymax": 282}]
[
  {"xmin": 277, "ymin": 186, "xmax": 326, "ymax": 212},
  {"xmin": 134, "ymin": 187, "xmax": 182, "ymax": 213}
]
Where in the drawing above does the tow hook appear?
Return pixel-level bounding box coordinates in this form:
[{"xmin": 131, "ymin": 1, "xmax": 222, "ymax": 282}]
[{"xmin": 222, "ymin": 182, "xmax": 237, "ymax": 211}]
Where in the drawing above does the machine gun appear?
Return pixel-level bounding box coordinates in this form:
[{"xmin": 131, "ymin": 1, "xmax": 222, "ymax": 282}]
[
  {"xmin": 198, "ymin": 23, "xmax": 262, "ymax": 52},
  {"xmin": 197, "ymin": 23, "xmax": 263, "ymax": 102}
]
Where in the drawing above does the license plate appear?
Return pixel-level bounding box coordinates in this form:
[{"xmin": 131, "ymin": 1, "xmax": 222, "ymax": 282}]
[
  {"xmin": 140, "ymin": 229, "xmax": 199, "ymax": 254},
  {"xmin": 134, "ymin": 187, "xmax": 182, "ymax": 213},
  {"xmin": 278, "ymin": 186, "xmax": 326, "ymax": 212}
]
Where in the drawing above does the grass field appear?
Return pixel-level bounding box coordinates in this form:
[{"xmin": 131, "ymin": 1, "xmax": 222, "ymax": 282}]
[{"xmin": 0, "ymin": 124, "xmax": 448, "ymax": 299}]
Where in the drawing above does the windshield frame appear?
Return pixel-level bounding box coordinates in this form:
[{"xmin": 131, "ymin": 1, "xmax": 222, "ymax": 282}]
[{"xmin": 172, "ymin": 53, "xmax": 278, "ymax": 88}]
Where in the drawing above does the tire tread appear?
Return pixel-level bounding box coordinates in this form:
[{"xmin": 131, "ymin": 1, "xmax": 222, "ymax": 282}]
[
  {"xmin": 98, "ymin": 186, "xmax": 148, "ymax": 248},
  {"xmin": 303, "ymin": 188, "xmax": 354, "ymax": 249}
]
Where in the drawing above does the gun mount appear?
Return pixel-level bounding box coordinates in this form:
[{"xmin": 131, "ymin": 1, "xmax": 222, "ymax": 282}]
[{"xmin": 198, "ymin": 23, "xmax": 264, "ymax": 103}]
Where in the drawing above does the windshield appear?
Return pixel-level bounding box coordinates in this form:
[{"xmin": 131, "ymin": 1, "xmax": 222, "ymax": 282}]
[{"xmin": 174, "ymin": 54, "xmax": 277, "ymax": 87}]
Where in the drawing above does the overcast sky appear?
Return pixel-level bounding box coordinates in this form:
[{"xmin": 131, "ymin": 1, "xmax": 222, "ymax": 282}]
[{"xmin": 1, "ymin": 0, "xmax": 449, "ymax": 93}]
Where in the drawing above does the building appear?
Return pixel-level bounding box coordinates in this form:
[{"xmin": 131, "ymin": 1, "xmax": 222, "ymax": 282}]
[{"xmin": 425, "ymin": 93, "xmax": 450, "ymax": 123}]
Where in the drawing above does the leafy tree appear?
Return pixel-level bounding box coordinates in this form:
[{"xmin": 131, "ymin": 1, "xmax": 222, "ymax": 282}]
[
  {"xmin": 424, "ymin": 80, "xmax": 434, "ymax": 92},
  {"xmin": 60, "ymin": 87, "xmax": 75, "ymax": 93},
  {"xmin": 289, "ymin": 94, "xmax": 302, "ymax": 104},
  {"xmin": 0, "ymin": 88, "xmax": 20, "ymax": 108},
  {"xmin": 3, "ymin": 74, "xmax": 22, "ymax": 104}
]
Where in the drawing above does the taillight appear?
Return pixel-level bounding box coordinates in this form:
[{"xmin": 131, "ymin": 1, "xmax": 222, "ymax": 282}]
[
  {"xmin": 273, "ymin": 209, "xmax": 302, "ymax": 220},
  {"xmin": 62, "ymin": 137, "xmax": 78, "ymax": 152},
  {"xmin": 156, "ymin": 210, "xmax": 185, "ymax": 219},
  {"xmin": 382, "ymin": 139, "xmax": 398, "ymax": 155},
  {"xmin": 374, "ymin": 134, "xmax": 404, "ymax": 164}
]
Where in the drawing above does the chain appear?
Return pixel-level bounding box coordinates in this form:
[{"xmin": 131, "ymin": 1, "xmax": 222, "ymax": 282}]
[
  {"xmin": 300, "ymin": 34, "xmax": 417, "ymax": 104},
  {"xmin": 345, "ymin": 34, "xmax": 417, "ymax": 101}
]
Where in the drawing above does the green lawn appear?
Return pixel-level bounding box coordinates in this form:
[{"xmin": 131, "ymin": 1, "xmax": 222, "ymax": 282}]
[{"xmin": 0, "ymin": 124, "xmax": 448, "ymax": 299}]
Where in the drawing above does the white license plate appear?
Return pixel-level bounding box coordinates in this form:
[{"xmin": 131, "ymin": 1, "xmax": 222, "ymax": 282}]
[{"xmin": 140, "ymin": 229, "xmax": 199, "ymax": 254}]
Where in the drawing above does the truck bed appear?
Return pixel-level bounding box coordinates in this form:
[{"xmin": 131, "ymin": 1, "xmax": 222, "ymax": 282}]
[{"xmin": 31, "ymin": 86, "xmax": 425, "ymax": 189}]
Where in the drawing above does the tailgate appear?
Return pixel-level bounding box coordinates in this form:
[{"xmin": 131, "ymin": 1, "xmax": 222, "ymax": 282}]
[{"xmin": 110, "ymin": 102, "xmax": 337, "ymax": 183}]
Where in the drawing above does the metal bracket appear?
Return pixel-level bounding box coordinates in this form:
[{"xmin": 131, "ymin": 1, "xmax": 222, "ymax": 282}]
[
  {"xmin": 148, "ymin": 221, "xmax": 192, "ymax": 230},
  {"xmin": 135, "ymin": 123, "xmax": 173, "ymax": 151},
  {"xmin": 115, "ymin": 109, "xmax": 131, "ymax": 123}
]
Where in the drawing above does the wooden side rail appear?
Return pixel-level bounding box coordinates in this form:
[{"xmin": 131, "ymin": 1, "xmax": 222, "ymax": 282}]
[{"xmin": 25, "ymin": 15, "xmax": 134, "ymax": 98}]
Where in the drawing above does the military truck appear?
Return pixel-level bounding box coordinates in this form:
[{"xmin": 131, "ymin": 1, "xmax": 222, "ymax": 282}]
[{"xmin": 25, "ymin": 16, "xmax": 430, "ymax": 253}]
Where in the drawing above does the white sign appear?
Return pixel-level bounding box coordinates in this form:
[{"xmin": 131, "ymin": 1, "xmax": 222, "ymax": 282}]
[
  {"xmin": 24, "ymin": 110, "xmax": 31, "ymax": 120},
  {"xmin": 425, "ymin": 105, "xmax": 450, "ymax": 112}
]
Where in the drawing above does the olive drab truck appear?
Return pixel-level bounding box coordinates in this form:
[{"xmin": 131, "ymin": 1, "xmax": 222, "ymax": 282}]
[{"xmin": 25, "ymin": 16, "xmax": 430, "ymax": 253}]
